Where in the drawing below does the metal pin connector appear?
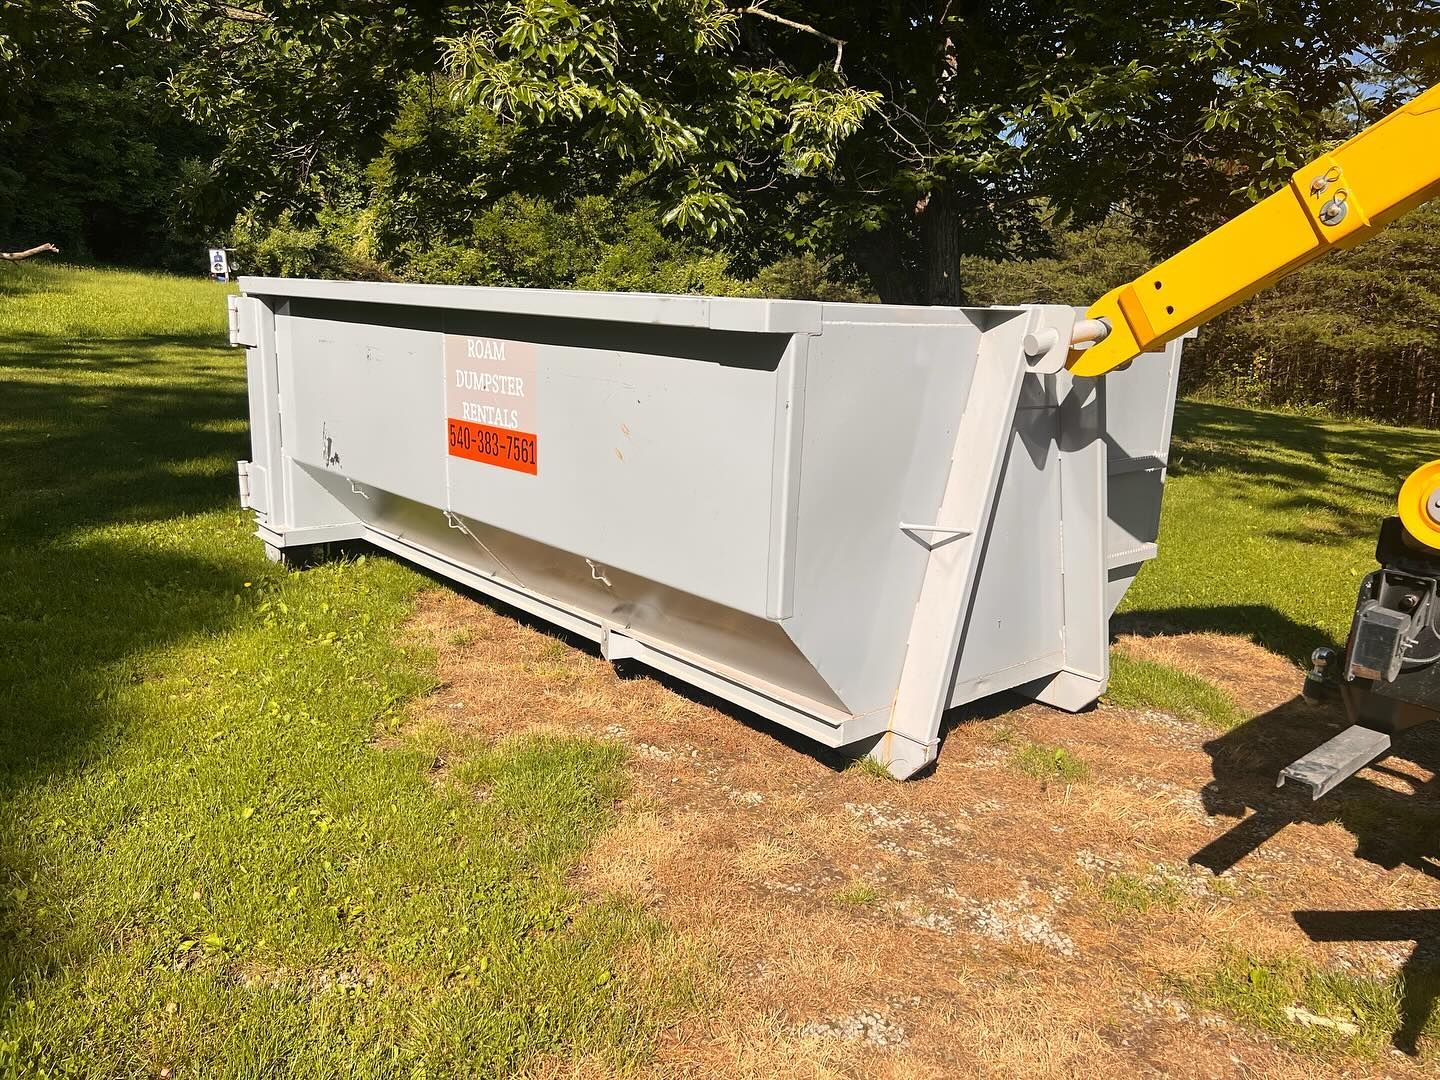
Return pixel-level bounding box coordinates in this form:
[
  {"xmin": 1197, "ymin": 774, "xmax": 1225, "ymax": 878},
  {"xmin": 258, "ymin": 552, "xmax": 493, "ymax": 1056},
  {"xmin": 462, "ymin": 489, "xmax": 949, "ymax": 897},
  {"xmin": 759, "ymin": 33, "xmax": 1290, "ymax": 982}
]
[{"xmin": 1070, "ymin": 318, "xmax": 1111, "ymax": 346}]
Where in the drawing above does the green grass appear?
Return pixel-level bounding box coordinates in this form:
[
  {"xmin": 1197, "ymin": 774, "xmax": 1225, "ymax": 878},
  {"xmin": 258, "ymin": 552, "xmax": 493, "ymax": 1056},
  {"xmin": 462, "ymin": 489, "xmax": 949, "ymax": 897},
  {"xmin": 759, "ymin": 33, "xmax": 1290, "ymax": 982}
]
[
  {"xmin": 1098, "ymin": 871, "xmax": 1186, "ymax": 916},
  {"xmin": 845, "ymin": 756, "xmax": 897, "ymax": 782},
  {"xmin": 1106, "ymin": 653, "xmax": 1243, "ymax": 729},
  {"xmin": 5, "ymin": 261, "xmax": 1435, "ymax": 1070},
  {"xmin": 833, "ymin": 881, "xmax": 880, "ymax": 907},
  {"xmin": 1009, "ymin": 741, "xmax": 1090, "ymax": 784},
  {"xmin": 1183, "ymin": 950, "xmax": 1440, "ymax": 1059},
  {"xmin": 1108, "ymin": 399, "xmax": 1440, "ymax": 722},
  {"xmin": 0, "ymin": 263, "xmax": 687, "ymax": 1076},
  {"xmin": 1122, "ymin": 400, "xmax": 1440, "ymax": 658}
]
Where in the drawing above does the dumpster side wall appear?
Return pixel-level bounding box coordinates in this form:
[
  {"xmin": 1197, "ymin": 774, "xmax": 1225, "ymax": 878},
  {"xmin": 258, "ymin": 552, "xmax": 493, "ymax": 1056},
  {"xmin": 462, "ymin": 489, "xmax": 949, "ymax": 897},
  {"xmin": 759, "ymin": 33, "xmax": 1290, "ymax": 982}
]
[
  {"xmin": 235, "ymin": 282, "xmax": 1185, "ymax": 773},
  {"xmin": 275, "ymin": 298, "xmax": 799, "ymax": 620},
  {"xmin": 779, "ymin": 313, "xmax": 986, "ymax": 718},
  {"xmin": 1103, "ymin": 335, "xmax": 1185, "ymax": 615},
  {"xmin": 948, "ymin": 373, "xmax": 1067, "ymax": 703}
]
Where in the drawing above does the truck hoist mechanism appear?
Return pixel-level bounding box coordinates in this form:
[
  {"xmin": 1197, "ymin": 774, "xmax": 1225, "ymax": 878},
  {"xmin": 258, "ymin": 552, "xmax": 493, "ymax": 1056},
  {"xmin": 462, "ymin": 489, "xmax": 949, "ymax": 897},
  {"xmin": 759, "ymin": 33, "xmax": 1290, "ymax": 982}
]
[{"xmin": 1067, "ymin": 80, "xmax": 1440, "ymax": 800}]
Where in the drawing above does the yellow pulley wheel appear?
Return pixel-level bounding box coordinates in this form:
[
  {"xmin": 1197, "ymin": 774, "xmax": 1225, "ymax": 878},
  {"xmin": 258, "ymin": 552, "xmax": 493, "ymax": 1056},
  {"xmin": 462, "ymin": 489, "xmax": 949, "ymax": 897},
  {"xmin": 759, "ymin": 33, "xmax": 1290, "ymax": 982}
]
[{"xmin": 1398, "ymin": 459, "xmax": 1440, "ymax": 551}]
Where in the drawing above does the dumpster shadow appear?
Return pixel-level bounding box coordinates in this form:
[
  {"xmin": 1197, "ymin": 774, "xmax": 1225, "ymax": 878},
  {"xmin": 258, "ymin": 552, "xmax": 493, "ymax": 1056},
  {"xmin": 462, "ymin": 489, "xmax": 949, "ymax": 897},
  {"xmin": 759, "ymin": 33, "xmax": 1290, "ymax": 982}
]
[
  {"xmin": 377, "ymin": 556, "xmax": 1034, "ymax": 778},
  {"xmin": 388, "ymin": 560, "xmax": 865, "ymax": 773},
  {"xmin": 1191, "ymin": 691, "xmax": 1440, "ymax": 1053}
]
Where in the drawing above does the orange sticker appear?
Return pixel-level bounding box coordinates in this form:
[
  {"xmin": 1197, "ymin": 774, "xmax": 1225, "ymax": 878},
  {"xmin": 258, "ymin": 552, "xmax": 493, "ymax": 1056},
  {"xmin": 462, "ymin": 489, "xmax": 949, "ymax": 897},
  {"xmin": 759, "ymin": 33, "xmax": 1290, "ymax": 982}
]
[
  {"xmin": 447, "ymin": 419, "xmax": 537, "ymax": 475},
  {"xmin": 444, "ymin": 334, "xmax": 538, "ymax": 475}
]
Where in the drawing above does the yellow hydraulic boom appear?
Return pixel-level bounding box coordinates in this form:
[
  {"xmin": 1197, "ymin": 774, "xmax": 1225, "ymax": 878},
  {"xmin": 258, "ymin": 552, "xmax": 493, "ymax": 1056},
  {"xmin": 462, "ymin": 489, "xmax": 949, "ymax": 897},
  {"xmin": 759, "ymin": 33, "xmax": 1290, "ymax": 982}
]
[
  {"xmin": 1071, "ymin": 80, "xmax": 1440, "ymax": 377},
  {"xmin": 1087, "ymin": 81, "xmax": 1440, "ymax": 800},
  {"xmin": 1070, "ymin": 80, "xmax": 1440, "ymax": 551}
]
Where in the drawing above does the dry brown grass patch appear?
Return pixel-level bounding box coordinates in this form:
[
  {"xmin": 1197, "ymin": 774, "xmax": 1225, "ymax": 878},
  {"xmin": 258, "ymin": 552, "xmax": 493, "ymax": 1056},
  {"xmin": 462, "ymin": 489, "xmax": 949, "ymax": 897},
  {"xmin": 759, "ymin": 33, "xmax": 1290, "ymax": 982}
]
[
  {"xmin": 1114, "ymin": 630, "xmax": 1299, "ymax": 713},
  {"xmin": 397, "ymin": 586, "xmax": 1439, "ymax": 1077},
  {"xmin": 933, "ymin": 972, "xmax": 1122, "ymax": 1077},
  {"xmin": 581, "ymin": 810, "xmax": 687, "ymax": 904}
]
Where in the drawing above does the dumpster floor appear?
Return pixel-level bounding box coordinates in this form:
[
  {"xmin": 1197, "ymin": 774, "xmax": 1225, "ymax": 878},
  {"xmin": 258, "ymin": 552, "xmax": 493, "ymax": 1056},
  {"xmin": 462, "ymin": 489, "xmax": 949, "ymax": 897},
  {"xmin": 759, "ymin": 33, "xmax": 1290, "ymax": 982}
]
[{"xmin": 403, "ymin": 588, "xmax": 1440, "ymax": 1077}]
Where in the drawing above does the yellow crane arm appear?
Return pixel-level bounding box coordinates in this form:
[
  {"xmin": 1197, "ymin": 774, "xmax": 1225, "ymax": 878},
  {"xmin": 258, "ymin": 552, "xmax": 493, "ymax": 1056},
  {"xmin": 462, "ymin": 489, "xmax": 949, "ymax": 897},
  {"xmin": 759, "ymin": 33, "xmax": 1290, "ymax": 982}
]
[{"xmin": 1070, "ymin": 81, "xmax": 1440, "ymax": 378}]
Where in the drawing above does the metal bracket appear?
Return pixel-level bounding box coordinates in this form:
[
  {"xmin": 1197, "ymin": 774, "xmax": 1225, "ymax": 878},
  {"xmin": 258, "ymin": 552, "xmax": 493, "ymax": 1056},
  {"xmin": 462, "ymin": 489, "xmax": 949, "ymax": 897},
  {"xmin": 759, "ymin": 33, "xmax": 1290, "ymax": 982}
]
[
  {"xmin": 1021, "ymin": 305, "xmax": 1078, "ymax": 374},
  {"xmin": 599, "ymin": 624, "xmax": 637, "ymax": 662},
  {"xmin": 899, "ymin": 522, "xmax": 972, "ymax": 548},
  {"xmin": 898, "ymin": 522, "xmax": 970, "ymax": 535},
  {"xmin": 227, "ymin": 294, "xmax": 261, "ymax": 348}
]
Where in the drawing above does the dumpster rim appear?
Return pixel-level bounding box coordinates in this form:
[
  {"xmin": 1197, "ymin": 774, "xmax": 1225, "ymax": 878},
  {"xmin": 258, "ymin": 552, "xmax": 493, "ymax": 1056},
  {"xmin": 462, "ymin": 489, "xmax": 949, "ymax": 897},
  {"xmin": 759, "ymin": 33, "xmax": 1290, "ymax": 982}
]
[{"xmin": 236, "ymin": 277, "xmax": 1027, "ymax": 336}]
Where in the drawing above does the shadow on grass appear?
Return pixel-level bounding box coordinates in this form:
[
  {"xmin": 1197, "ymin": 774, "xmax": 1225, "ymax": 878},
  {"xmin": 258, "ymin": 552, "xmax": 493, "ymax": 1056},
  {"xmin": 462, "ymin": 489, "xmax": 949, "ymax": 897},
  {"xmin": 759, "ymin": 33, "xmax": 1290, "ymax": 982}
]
[
  {"xmin": 0, "ymin": 337, "xmax": 244, "ymax": 542},
  {"xmin": 388, "ymin": 557, "xmax": 877, "ymax": 776},
  {"xmin": 1294, "ymin": 908, "xmax": 1440, "ymax": 1055},
  {"xmin": 1170, "ymin": 400, "xmax": 1440, "ymax": 548},
  {"xmin": 1192, "ymin": 691, "xmax": 1440, "ymax": 1053},
  {"xmin": 1112, "ymin": 603, "xmax": 1339, "ymax": 667},
  {"xmin": 0, "ymin": 276, "xmax": 41, "ymax": 303},
  {"xmin": 385, "ymin": 551, "xmax": 1036, "ymax": 781},
  {"xmin": 0, "ymin": 265, "xmax": 62, "ymax": 303},
  {"xmin": 0, "ymin": 327, "xmax": 251, "ymax": 984},
  {"xmin": 0, "ymin": 332, "xmax": 230, "ymax": 371}
]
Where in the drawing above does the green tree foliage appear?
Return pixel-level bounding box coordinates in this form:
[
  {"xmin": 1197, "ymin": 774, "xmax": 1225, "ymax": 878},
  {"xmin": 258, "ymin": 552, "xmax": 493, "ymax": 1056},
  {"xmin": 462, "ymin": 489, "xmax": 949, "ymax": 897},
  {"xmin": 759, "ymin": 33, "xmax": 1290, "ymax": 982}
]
[
  {"xmin": 438, "ymin": 0, "xmax": 1440, "ymax": 302},
  {"xmin": 4, "ymin": 0, "xmax": 1439, "ymax": 426},
  {"xmin": 225, "ymin": 72, "xmax": 870, "ymax": 297},
  {"xmin": 962, "ymin": 208, "xmax": 1440, "ymax": 427},
  {"xmin": 98, "ymin": 0, "xmax": 1437, "ymax": 301},
  {"xmin": 1186, "ymin": 203, "xmax": 1440, "ymax": 427},
  {"xmin": 0, "ymin": 78, "xmax": 218, "ymax": 266},
  {"xmin": 0, "ymin": 2, "xmax": 221, "ymax": 265},
  {"xmin": 960, "ymin": 219, "xmax": 1157, "ymax": 308}
]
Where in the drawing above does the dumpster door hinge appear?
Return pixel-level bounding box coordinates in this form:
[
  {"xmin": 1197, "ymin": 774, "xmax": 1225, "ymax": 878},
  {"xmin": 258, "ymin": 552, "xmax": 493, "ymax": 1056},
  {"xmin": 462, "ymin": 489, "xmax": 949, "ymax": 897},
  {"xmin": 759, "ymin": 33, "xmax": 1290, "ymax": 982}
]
[
  {"xmin": 237, "ymin": 460, "xmax": 252, "ymax": 509},
  {"xmin": 228, "ymin": 294, "xmax": 262, "ymax": 348}
]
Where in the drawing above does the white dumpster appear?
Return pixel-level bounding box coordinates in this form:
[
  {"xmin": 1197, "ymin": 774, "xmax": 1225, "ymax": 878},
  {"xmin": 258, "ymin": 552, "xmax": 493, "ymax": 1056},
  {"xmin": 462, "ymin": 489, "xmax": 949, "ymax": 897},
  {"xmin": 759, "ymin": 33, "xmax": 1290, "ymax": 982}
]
[{"xmin": 231, "ymin": 280, "xmax": 1184, "ymax": 777}]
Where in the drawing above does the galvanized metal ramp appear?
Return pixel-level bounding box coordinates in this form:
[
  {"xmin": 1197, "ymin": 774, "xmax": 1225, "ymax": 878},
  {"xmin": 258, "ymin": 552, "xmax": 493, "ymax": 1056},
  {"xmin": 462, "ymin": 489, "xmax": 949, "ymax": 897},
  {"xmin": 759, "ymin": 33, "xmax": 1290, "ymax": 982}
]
[{"xmin": 1276, "ymin": 724, "xmax": 1392, "ymax": 800}]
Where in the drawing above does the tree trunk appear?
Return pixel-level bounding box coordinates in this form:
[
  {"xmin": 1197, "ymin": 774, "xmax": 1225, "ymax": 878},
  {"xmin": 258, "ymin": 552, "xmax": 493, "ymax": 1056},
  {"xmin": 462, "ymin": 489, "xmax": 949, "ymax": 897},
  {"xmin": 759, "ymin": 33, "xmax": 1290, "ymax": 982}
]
[
  {"xmin": 922, "ymin": 186, "xmax": 962, "ymax": 306},
  {"xmin": 854, "ymin": 184, "xmax": 965, "ymax": 306},
  {"xmin": 855, "ymin": 230, "xmax": 919, "ymax": 306}
]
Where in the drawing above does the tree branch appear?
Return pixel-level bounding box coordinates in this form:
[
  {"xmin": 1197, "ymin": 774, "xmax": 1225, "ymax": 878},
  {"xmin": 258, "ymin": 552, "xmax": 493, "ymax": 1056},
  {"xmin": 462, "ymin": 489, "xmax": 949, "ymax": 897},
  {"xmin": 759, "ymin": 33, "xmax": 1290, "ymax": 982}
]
[
  {"xmin": 213, "ymin": 2, "xmax": 268, "ymax": 23},
  {"xmin": 0, "ymin": 243, "xmax": 59, "ymax": 261},
  {"xmin": 737, "ymin": 3, "xmax": 846, "ymax": 72}
]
